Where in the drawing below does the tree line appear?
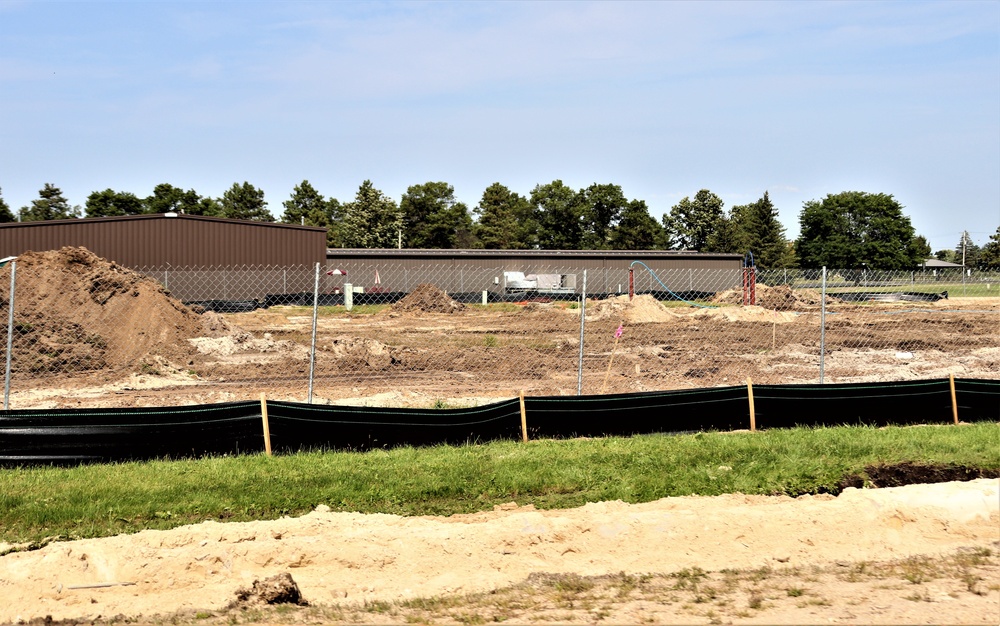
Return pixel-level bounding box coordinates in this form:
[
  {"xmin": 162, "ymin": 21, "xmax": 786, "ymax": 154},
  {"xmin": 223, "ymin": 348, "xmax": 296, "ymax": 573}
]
[{"xmin": 0, "ymin": 181, "xmax": 997, "ymax": 270}]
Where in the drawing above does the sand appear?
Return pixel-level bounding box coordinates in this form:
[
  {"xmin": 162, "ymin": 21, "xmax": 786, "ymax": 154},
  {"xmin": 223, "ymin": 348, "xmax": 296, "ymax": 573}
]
[{"xmin": 1, "ymin": 479, "xmax": 997, "ymax": 625}]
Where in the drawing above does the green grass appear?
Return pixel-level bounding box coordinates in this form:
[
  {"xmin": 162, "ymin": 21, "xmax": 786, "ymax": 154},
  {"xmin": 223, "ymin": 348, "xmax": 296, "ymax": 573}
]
[
  {"xmin": 825, "ymin": 281, "xmax": 998, "ymax": 297},
  {"xmin": 0, "ymin": 423, "xmax": 997, "ymax": 546}
]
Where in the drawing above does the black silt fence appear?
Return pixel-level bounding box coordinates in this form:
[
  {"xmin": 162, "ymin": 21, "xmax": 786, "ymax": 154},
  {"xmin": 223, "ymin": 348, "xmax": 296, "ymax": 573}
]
[
  {"xmin": 264, "ymin": 399, "xmax": 524, "ymax": 453},
  {"xmin": 523, "ymin": 386, "xmax": 750, "ymax": 438},
  {"xmin": 0, "ymin": 378, "xmax": 996, "ymax": 466},
  {"xmin": 0, "ymin": 401, "xmax": 263, "ymax": 466}
]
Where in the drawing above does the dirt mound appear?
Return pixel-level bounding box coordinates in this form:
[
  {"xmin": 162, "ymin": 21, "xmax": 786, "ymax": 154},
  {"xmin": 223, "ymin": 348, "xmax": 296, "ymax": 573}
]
[
  {"xmin": 326, "ymin": 336, "xmax": 405, "ymax": 369},
  {"xmin": 713, "ymin": 283, "xmax": 829, "ymax": 310},
  {"xmin": 389, "ymin": 283, "xmax": 465, "ymax": 314},
  {"xmin": 0, "ymin": 247, "xmax": 204, "ymax": 375},
  {"xmin": 586, "ymin": 294, "xmax": 680, "ymax": 323}
]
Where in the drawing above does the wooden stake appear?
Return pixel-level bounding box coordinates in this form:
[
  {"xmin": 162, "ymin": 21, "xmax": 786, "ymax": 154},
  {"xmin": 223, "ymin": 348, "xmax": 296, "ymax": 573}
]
[
  {"xmin": 747, "ymin": 377, "xmax": 756, "ymax": 432},
  {"xmin": 949, "ymin": 374, "xmax": 959, "ymax": 425},
  {"xmin": 772, "ymin": 310, "xmax": 777, "ymax": 351},
  {"xmin": 519, "ymin": 390, "xmax": 528, "ymax": 442},
  {"xmin": 260, "ymin": 392, "xmax": 272, "ymax": 456}
]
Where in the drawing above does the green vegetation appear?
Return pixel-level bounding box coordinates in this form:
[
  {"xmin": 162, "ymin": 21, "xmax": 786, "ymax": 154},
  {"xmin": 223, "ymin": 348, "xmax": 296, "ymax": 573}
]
[{"xmin": 1, "ymin": 423, "xmax": 996, "ymax": 547}]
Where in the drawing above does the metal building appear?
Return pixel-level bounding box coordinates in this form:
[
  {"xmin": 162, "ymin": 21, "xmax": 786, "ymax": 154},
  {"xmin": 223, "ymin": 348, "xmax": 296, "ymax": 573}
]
[
  {"xmin": 0, "ymin": 214, "xmax": 327, "ymax": 268},
  {"xmin": 324, "ymin": 248, "xmax": 743, "ymax": 297}
]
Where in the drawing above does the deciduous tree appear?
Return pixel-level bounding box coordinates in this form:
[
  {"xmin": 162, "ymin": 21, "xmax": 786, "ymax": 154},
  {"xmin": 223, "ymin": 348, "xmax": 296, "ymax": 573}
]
[
  {"xmin": 19, "ymin": 183, "xmax": 79, "ymax": 221},
  {"xmin": 610, "ymin": 199, "xmax": 662, "ymax": 250},
  {"xmin": 663, "ymin": 189, "xmax": 724, "ymax": 251},
  {"xmin": 220, "ymin": 182, "xmax": 272, "ymax": 222},
  {"xmin": 578, "ymin": 183, "xmax": 627, "ymax": 250},
  {"xmin": 339, "ymin": 180, "xmax": 403, "ymax": 248},
  {"xmin": 532, "ymin": 180, "xmax": 584, "ymax": 250},
  {"xmin": 400, "ymin": 182, "xmax": 473, "ymax": 249},
  {"xmin": 796, "ymin": 191, "xmax": 922, "ymax": 269}
]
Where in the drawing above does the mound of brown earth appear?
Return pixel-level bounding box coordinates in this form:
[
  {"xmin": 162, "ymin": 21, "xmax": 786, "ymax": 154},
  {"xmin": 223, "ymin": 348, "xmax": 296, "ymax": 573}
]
[
  {"xmin": 0, "ymin": 247, "xmax": 205, "ymax": 375},
  {"xmin": 714, "ymin": 283, "xmax": 829, "ymax": 309},
  {"xmin": 586, "ymin": 294, "xmax": 680, "ymax": 323},
  {"xmin": 389, "ymin": 283, "xmax": 465, "ymax": 314}
]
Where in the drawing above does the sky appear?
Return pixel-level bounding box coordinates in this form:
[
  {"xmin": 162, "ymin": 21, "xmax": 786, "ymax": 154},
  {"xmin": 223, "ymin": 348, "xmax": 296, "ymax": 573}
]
[{"xmin": 0, "ymin": 1, "xmax": 998, "ymax": 253}]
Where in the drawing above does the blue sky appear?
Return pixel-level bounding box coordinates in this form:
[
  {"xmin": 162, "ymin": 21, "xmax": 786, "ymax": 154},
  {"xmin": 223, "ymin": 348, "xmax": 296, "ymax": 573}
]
[{"xmin": 1, "ymin": 1, "xmax": 997, "ymax": 253}]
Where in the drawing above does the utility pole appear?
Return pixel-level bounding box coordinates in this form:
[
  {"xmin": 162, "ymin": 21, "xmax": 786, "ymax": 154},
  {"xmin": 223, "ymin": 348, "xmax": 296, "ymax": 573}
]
[{"xmin": 962, "ymin": 230, "xmax": 968, "ymax": 267}]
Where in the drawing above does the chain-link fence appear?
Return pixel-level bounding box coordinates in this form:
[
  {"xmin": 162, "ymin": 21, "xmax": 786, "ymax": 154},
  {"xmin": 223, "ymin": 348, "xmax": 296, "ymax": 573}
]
[{"xmin": 1, "ymin": 248, "xmax": 997, "ymax": 410}]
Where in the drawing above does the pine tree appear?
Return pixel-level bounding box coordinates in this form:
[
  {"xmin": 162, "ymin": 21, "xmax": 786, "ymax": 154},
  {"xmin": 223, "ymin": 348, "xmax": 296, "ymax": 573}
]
[
  {"xmin": 473, "ymin": 183, "xmax": 535, "ymax": 249},
  {"xmin": 220, "ymin": 182, "xmax": 272, "ymax": 222},
  {"xmin": 0, "ymin": 187, "xmax": 14, "ymax": 223},
  {"xmin": 19, "ymin": 183, "xmax": 80, "ymax": 221}
]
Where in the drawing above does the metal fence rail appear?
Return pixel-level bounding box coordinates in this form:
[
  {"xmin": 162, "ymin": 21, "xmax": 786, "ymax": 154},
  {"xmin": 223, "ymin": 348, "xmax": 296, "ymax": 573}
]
[{"xmin": 1, "ymin": 251, "xmax": 997, "ymax": 410}]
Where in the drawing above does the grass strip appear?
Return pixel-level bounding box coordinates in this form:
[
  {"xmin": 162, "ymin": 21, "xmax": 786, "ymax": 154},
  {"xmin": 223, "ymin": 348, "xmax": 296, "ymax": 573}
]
[{"xmin": 1, "ymin": 423, "xmax": 997, "ymax": 545}]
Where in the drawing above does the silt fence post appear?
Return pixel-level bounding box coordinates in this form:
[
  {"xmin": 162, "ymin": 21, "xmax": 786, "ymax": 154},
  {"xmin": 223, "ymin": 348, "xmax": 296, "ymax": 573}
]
[
  {"xmin": 4, "ymin": 260, "xmax": 16, "ymax": 410},
  {"xmin": 577, "ymin": 269, "xmax": 587, "ymax": 396},
  {"xmin": 820, "ymin": 266, "xmax": 827, "ymax": 384},
  {"xmin": 308, "ymin": 262, "xmax": 320, "ymax": 403}
]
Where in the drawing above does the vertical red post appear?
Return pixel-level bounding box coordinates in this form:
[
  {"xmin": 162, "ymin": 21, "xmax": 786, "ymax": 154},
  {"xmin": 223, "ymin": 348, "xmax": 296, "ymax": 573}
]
[{"xmin": 628, "ymin": 267, "xmax": 634, "ymax": 301}]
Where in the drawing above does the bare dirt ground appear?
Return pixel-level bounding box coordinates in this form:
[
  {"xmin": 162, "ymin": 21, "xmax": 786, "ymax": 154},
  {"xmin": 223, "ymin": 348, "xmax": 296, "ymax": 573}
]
[
  {"xmin": 4, "ymin": 251, "xmax": 998, "ymax": 410},
  {"xmin": 1, "ymin": 480, "xmax": 997, "ymax": 625}
]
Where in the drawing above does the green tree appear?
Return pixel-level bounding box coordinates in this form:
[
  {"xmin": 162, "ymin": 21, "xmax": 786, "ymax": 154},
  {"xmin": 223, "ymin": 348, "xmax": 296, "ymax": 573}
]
[
  {"xmin": 220, "ymin": 182, "xmax": 272, "ymax": 222},
  {"xmin": 796, "ymin": 191, "xmax": 922, "ymax": 269},
  {"xmin": 473, "ymin": 183, "xmax": 536, "ymax": 249},
  {"xmin": 955, "ymin": 232, "xmax": 981, "ymax": 268},
  {"xmin": 281, "ymin": 180, "xmax": 339, "ymax": 247},
  {"xmin": 143, "ymin": 183, "xmax": 220, "ymax": 216},
  {"xmin": 711, "ymin": 192, "xmax": 796, "ymax": 268},
  {"xmin": 610, "ymin": 199, "xmax": 662, "ymax": 250},
  {"xmin": 85, "ymin": 189, "xmax": 144, "ymax": 217},
  {"xmin": 282, "ymin": 180, "xmax": 329, "ymax": 226},
  {"xmin": 325, "ymin": 198, "xmax": 344, "ymax": 248},
  {"xmin": 978, "ymin": 227, "xmax": 1000, "ymax": 268},
  {"xmin": 0, "ymin": 187, "xmax": 14, "ymax": 223},
  {"xmin": 578, "ymin": 183, "xmax": 628, "ymax": 250},
  {"xmin": 399, "ymin": 182, "xmax": 473, "ymax": 249},
  {"xmin": 19, "ymin": 183, "xmax": 80, "ymax": 221},
  {"xmin": 664, "ymin": 189, "xmax": 725, "ymax": 251},
  {"xmin": 339, "ymin": 180, "xmax": 403, "ymax": 248},
  {"xmin": 910, "ymin": 235, "xmax": 932, "ymax": 261},
  {"xmin": 933, "ymin": 249, "xmax": 958, "ymax": 263},
  {"xmin": 531, "ymin": 180, "xmax": 584, "ymax": 250}
]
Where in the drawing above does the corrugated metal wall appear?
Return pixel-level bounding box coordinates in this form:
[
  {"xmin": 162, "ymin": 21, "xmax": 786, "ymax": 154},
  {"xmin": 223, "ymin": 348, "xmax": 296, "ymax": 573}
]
[
  {"xmin": 325, "ymin": 249, "xmax": 744, "ymax": 295},
  {"xmin": 0, "ymin": 215, "xmax": 327, "ymax": 268}
]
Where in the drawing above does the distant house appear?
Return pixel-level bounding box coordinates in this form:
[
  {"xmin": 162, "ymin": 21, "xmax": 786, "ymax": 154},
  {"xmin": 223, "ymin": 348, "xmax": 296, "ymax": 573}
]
[{"xmin": 921, "ymin": 258, "xmax": 962, "ymax": 268}]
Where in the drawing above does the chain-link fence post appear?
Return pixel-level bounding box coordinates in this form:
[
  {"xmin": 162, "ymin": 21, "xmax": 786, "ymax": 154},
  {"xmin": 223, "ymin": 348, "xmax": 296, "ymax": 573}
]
[
  {"xmin": 820, "ymin": 266, "xmax": 827, "ymax": 384},
  {"xmin": 308, "ymin": 262, "xmax": 320, "ymax": 404},
  {"xmin": 4, "ymin": 259, "xmax": 16, "ymax": 410},
  {"xmin": 577, "ymin": 269, "xmax": 587, "ymax": 395}
]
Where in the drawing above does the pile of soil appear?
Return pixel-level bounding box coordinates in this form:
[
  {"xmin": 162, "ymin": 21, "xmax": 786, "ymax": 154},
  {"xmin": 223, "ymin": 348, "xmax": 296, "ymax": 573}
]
[
  {"xmin": 586, "ymin": 295, "xmax": 680, "ymax": 323},
  {"xmin": 325, "ymin": 336, "xmax": 405, "ymax": 370},
  {"xmin": 0, "ymin": 247, "xmax": 205, "ymax": 375},
  {"xmin": 389, "ymin": 283, "xmax": 465, "ymax": 314},
  {"xmin": 714, "ymin": 283, "xmax": 829, "ymax": 309}
]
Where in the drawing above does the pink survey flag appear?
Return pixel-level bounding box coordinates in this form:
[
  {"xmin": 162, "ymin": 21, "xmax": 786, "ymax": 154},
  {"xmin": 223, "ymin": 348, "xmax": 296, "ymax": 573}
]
[{"xmin": 614, "ymin": 324, "xmax": 624, "ymax": 339}]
